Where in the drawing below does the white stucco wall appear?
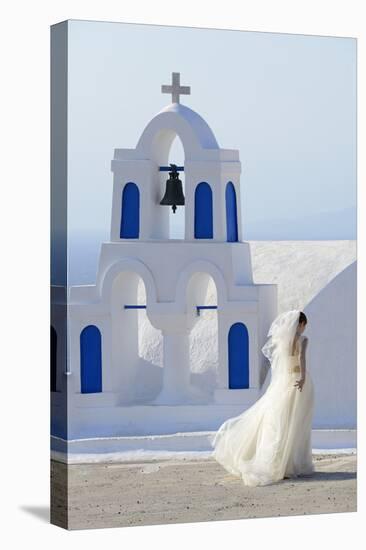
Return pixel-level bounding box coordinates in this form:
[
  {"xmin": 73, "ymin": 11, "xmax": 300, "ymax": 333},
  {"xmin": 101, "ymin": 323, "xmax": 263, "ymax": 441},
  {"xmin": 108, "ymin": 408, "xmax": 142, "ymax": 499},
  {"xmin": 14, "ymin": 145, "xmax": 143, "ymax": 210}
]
[
  {"xmin": 304, "ymin": 261, "xmax": 356, "ymax": 428},
  {"xmin": 249, "ymin": 240, "xmax": 356, "ymax": 313}
]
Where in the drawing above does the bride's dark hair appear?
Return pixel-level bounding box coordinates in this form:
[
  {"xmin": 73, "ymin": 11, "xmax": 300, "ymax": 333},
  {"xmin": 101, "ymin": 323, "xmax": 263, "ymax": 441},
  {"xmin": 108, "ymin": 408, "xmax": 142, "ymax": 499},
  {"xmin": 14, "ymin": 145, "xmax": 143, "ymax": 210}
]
[{"xmin": 299, "ymin": 311, "xmax": 307, "ymax": 325}]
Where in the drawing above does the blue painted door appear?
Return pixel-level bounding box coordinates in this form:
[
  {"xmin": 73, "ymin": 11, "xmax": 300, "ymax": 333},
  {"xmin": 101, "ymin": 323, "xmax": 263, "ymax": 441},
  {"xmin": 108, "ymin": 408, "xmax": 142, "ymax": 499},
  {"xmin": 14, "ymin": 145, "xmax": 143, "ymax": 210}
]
[
  {"xmin": 120, "ymin": 182, "xmax": 140, "ymax": 238},
  {"xmin": 80, "ymin": 325, "xmax": 102, "ymax": 393},
  {"xmin": 225, "ymin": 181, "xmax": 238, "ymax": 242},
  {"xmin": 194, "ymin": 182, "xmax": 213, "ymax": 238},
  {"xmin": 50, "ymin": 325, "xmax": 57, "ymax": 392},
  {"xmin": 228, "ymin": 322, "xmax": 249, "ymax": 389}
]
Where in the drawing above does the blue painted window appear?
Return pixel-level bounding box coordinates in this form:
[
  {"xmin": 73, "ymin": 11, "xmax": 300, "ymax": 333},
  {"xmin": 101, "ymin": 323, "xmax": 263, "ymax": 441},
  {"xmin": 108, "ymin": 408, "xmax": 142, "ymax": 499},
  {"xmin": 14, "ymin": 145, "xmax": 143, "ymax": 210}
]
[
  {"xmin": 120, "ymin": 182, "xmax": 140, "ymax": 238},
  {"xmin": 194, "ymin": 182, "xmax": 213, "ymax": 238},
  {"xmin": 80, "ymin": 325, "xmax": 102, "ymax": 393},
  {"xmin": 225, "ymin": 181, "xmax": 238, "ymax": 242},
  {"xmin": 228, "ymin": 322, "xmax": 249, "ymax": 389},
  {"xmin": 50, "ymin": 325, "xmax": 57, "ymax": 392}
]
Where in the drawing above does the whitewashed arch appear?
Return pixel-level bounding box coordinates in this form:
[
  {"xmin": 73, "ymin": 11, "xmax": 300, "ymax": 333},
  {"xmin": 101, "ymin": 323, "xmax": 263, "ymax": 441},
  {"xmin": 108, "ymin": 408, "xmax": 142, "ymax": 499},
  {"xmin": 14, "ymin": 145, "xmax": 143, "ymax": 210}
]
[
  {"xmin": 98, "ymin": 258, "xmax": 158, "ymax": 306},
  {"xmin": 175, "ymin": 259, "xmax": 228, "ymax": 309},
  {"xmin": 135, "ymin": 103, "xmax": 219, "ymax": 163}
]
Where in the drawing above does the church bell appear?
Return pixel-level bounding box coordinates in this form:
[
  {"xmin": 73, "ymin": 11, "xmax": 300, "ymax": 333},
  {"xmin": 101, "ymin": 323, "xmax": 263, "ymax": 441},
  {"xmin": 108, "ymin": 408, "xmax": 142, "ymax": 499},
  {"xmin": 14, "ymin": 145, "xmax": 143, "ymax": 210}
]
[{"xmin": 160, "ymin": 163, "xmax": 185, "ymax": 213}]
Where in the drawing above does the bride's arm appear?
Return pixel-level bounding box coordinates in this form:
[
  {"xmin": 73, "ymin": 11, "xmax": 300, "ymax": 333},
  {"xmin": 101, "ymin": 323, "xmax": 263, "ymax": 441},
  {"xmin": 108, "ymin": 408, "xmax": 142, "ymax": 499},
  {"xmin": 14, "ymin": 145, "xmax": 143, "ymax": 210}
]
[
  {"xmin": 299, "ymin": 336, "xmax": 308, "ymax": 383},
  {"xmin": 294, "ymin": 336, "xmax": 308, "ymax": 391}
]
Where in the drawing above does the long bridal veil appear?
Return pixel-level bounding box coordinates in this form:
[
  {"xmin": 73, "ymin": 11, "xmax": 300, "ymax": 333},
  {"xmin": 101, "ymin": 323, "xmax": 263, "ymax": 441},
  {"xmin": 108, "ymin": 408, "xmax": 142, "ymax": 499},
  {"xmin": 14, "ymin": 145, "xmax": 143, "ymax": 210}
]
[{"xmin": 209, "ymin": 310, "xmax": 314, "ymax": 486}]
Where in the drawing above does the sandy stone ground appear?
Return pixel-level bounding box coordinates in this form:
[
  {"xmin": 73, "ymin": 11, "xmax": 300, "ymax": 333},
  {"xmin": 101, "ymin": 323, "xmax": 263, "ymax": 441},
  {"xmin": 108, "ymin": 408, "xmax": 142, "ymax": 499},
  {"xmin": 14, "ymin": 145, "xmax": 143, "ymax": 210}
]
[{"xmin": 51, "ymin": 453, "xmax": 357, "ymax": 530}]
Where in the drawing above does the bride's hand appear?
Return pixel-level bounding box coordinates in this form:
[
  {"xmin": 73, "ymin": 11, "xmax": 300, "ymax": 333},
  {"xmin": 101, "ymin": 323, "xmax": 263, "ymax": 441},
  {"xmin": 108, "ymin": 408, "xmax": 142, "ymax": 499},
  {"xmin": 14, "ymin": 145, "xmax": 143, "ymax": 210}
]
[{"xmin": 294, "ymin": 377, "xmax": 305, "ymax": 392}]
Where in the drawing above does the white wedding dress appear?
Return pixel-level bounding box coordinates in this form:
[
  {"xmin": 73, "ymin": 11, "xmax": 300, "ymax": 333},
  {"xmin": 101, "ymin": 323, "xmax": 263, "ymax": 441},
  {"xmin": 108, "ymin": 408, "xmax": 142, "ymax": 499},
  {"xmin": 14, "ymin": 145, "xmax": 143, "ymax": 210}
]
[{"xmin": 210, "ymin": 332, "xmax": 315, "ymax": 487}]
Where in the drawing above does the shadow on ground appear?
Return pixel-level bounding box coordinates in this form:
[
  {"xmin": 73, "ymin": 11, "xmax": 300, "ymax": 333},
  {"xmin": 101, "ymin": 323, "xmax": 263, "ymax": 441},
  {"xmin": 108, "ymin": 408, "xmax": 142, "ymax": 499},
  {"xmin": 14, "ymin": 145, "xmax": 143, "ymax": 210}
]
[{"xmin": 19, "ymin": 505, "xmax": 50, "ymax": 523}]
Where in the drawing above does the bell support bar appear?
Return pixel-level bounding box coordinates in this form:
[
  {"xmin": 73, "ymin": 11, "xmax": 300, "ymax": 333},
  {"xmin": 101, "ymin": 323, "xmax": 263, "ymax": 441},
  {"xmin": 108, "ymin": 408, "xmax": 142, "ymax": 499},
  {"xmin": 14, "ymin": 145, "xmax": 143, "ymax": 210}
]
[
  {"xmin": 124, "ymin": 305, "xmax": 218, "ymax": 316},
  {"xmin": 159, "ymin": 166, "xmax": 184, "ymax": 171}
]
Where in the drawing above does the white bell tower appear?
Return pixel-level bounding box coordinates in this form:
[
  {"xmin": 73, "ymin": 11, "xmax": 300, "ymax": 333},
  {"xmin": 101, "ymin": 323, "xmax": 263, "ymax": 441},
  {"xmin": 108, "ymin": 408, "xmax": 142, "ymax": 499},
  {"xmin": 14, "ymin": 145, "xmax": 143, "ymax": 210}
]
[{"xmin": 52, "ymin": 72, "xmax": 277, "ymax": 443}]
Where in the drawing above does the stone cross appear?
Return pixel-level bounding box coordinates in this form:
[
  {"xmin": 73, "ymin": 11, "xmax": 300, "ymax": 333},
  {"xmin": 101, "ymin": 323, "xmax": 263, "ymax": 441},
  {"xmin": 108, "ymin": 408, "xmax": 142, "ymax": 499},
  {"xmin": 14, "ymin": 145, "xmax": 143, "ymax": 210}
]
[{"xmin": 161, "ymin": 72, "xmax": 191, "ymax": 104}]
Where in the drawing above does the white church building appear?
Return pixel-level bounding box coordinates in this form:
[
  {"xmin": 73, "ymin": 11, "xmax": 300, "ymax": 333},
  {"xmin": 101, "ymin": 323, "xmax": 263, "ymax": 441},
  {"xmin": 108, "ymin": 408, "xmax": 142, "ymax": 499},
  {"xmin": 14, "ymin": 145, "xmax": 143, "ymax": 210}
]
[{"xmin": 51, "ymin": 72, "xmax": 280, "ymax": 450}]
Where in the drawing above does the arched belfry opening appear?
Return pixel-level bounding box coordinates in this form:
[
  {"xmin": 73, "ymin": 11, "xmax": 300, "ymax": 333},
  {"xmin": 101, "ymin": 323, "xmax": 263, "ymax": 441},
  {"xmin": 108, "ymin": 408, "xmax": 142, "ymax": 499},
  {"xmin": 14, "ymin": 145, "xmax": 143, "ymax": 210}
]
[
  {"xmin": 225, "ymin": 181, "xmax": 238, "ymax": 242},
  {"xmin": 194, "ymin": 182, "xmax": 213, "ymax": 238},
  {"xmin": 110, "ymin": 270, "xmax": 162, "ymax": 404},
  {"xmin": 167, "ymin": 136, "xmax": 185, "ymax": 239},
  {"xmin": 155, "ymin": 132, "xmax": 186, "ymax": 240},
  {"xmin": 120, "ymin": 182, "xmax": 140, "ymax": 238}
]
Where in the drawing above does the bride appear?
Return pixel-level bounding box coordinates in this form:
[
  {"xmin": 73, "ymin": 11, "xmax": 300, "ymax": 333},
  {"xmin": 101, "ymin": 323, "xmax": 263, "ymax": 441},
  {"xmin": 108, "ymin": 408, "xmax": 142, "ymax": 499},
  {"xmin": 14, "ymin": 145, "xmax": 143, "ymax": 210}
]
[{"xmin": 210, "ymin": 310, "xmax": 315, "ymax": 487}]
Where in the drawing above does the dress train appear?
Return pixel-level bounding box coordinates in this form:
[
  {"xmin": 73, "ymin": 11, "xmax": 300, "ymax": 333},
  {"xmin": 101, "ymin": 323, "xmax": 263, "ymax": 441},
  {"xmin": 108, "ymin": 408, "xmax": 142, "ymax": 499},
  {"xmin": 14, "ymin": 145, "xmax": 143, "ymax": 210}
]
[{"xmin": 210, "ymin": 334, "xmax": 315, "ymax": 487}]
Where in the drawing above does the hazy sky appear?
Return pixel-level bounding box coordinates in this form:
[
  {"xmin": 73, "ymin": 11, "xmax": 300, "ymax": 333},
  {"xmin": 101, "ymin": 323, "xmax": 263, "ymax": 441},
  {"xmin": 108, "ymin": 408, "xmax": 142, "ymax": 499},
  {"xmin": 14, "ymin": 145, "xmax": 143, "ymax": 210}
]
[{"xmin": 67, "ymin": 19, "xmax": 356, "ymax": 269}]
